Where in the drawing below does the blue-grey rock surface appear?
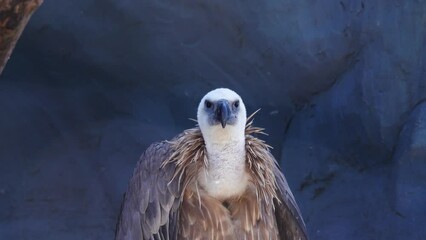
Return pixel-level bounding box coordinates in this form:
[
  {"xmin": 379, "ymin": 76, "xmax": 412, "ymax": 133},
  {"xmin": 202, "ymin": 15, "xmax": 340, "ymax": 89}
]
[{"xmin": 0, "ymin": 0, "xmax": 425, "ymax": 239}]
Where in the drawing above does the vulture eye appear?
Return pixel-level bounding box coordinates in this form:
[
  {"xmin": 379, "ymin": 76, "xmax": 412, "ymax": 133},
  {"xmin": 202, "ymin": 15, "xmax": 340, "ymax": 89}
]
[
  {"xmin": 205, "ymin": 100, "xmax": 213, "ymax": 109},
  {"xmin": 233, "ymin": 100, "xmax": 240, "ymax": 108}
]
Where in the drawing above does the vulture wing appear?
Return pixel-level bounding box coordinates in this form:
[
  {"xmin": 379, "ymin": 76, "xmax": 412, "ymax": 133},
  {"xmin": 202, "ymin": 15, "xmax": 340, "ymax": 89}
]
[
  {"xmin": 115, "ymin": 141, "xmax": 180, "ymax": 240},
  {"xmin": 273, "ymin": 160, "xmax": 309, "ymax": 240}
]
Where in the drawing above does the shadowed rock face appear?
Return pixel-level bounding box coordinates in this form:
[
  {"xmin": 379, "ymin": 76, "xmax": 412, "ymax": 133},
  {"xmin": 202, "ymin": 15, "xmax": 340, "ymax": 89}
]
[{"xmin": 0, "ymin": 1, "xmax": 425, "ymax": 239}]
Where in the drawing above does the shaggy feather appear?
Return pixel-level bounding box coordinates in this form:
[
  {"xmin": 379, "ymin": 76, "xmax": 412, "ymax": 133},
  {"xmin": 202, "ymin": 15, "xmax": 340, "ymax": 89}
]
[
  {"xmin": 162, "ymin": 112, "xmax": 282, "ymax": 239},
  {"xmin": 116, "ymin": 111, "xmax": 308, "ymax": 240},
  {"xmin": 162, "ymin": 111, "xmax": 279, "ymax": 207}
]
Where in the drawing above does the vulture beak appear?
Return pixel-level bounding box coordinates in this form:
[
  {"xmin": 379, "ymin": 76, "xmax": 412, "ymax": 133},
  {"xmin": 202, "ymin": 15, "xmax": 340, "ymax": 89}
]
[{"xmin": 215, "ymin": 100, "xmax": 231, "ymax": 128}]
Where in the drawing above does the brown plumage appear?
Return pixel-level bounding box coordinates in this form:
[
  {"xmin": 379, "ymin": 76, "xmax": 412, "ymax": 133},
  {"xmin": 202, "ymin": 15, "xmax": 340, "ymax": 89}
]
[
  {"xmin": 115, "ymin": 112, "xmax": 308, "ymax": 240},
  {"xmin": 116, "ymin": 88, "xmax": 307, "ymax": 240}
]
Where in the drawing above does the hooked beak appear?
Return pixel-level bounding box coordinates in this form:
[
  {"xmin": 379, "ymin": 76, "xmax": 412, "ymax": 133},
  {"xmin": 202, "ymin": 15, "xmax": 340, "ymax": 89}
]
[{"xmin": 215, "ymin": 100, "xmax": 231, "ymax": 128}]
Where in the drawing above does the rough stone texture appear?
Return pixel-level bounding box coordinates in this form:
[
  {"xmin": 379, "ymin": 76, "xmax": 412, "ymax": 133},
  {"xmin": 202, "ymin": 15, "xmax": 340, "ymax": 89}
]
[
  {"xmin": 0, "ymin": 0, "xmax": 425, "ymax": 239},
  {"xmin": 391, "ymin": 101, "xmax": 426, "ymax": 238}
]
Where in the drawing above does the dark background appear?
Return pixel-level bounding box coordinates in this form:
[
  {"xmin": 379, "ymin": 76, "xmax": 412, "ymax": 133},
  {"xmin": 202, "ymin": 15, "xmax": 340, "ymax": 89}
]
[{"xmin": 1, "ymin": 0, "xmax": 426, "ymax": 239}]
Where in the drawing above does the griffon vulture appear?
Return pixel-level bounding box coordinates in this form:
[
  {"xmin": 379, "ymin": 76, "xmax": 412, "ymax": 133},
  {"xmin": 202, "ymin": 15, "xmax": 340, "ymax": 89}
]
[{"xmin": 116, "ymin": 88, "xmax": 308, "ymax": 240}]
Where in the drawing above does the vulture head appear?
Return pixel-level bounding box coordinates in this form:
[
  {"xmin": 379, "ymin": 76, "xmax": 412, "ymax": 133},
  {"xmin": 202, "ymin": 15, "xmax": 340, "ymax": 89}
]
[{"xmin": 197, "ymin": 88, "xmax": 247, "ymax": 145}]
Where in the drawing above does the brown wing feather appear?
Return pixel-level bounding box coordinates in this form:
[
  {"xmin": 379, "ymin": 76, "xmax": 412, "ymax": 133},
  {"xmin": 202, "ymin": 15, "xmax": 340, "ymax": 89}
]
[
  {"xmin": 229, "ymin": 184, "xmax": 280, "ymax": 240},
  {"xmin": 179, "ymin": 188, "xmax": 234, "ymax": 239},
  {"xmin": 179, "ymin": 183, "xmax": 280, "ymax": 240},
  {"xmin": 273, "ymin": 160, "xmax": 309, "ymax": 240},
  {"xmin": 115, "ymin": 141, "xmax": 181, "ymax": 240}
]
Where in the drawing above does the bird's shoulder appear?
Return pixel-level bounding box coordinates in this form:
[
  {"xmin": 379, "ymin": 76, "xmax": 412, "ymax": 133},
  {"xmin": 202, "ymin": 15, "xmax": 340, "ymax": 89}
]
[
  {"xmin": 133, "ymin": 140, "xmax": 173, "ymax": 175},
  {"xmin": 115, "ymin": 138, "xmax": 182, "ymax": 240}
]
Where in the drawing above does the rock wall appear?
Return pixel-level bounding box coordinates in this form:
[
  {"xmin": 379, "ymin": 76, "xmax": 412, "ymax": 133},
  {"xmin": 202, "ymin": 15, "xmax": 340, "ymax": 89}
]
[{"xmin": 0, "ymin": 0, "xmax": 425, "ymax": 239}]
